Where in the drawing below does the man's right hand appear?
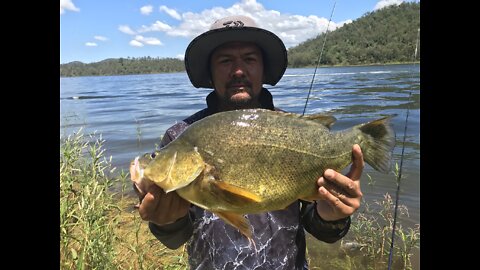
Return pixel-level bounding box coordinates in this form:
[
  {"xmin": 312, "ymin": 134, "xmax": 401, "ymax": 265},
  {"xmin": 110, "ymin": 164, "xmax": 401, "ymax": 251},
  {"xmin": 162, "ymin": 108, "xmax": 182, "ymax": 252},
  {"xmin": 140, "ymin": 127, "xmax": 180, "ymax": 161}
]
[{"xmin": 138, "ymin": 185, "xmax": 191, "ymax": 226}]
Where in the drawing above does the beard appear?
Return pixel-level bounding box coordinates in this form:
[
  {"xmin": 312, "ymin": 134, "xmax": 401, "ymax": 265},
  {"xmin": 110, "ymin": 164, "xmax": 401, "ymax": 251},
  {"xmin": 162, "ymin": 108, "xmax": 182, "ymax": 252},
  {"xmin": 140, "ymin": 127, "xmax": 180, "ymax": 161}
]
[{"xmin": 219, "ymin": 78, "xmax": 260, "ymax": 109}]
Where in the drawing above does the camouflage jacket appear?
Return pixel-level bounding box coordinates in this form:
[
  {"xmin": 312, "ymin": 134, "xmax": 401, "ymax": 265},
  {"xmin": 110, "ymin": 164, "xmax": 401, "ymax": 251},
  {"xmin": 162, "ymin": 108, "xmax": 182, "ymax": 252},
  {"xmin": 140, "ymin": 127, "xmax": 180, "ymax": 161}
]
[{"xmin": 148, "ymin": 88, "xmax": 351, "ymax": 270}]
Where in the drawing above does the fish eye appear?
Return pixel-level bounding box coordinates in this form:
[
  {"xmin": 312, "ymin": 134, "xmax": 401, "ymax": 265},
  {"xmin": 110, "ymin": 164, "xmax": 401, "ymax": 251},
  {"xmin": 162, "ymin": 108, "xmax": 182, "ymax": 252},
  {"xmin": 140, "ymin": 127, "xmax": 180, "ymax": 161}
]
[{"xmin": 150, "ymin": 152, "xmax": 157, "ymax": 158}]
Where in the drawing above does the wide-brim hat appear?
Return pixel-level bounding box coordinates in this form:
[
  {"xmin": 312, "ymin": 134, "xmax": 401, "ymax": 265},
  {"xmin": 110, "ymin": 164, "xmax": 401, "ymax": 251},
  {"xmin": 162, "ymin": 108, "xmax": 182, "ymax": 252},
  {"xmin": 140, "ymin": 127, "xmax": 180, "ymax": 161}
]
[{"xmin": 185, "ymin": 15, "xmax": 287, "ymax": 89}]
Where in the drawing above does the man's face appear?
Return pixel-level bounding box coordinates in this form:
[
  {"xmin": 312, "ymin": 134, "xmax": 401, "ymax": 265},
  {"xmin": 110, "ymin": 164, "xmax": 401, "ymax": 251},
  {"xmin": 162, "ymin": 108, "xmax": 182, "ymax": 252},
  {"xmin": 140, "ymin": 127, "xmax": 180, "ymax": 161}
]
[{"xmin": 210, "ymin": 42, "xmax": 264, "ymax": 110}]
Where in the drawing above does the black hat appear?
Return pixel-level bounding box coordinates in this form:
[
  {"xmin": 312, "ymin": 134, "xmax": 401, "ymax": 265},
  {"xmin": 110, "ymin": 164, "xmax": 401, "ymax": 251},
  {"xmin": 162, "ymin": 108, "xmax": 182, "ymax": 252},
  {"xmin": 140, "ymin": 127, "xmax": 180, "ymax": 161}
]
[{"xmin": 184, "ymin": 15, "xmax": 287, "ymax": 89}]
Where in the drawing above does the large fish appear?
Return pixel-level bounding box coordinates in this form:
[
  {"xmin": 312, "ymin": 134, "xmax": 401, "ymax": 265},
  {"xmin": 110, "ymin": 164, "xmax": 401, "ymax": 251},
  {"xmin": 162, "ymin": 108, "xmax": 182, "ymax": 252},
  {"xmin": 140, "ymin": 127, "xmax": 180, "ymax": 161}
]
[{"xmin": 130, "ymin": 109, "xmax": 395, "ymax": 241}]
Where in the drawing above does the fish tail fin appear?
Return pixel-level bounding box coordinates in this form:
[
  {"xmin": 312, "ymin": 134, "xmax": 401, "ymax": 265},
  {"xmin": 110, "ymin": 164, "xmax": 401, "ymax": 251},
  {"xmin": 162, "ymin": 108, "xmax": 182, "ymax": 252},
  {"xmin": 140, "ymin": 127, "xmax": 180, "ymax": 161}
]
[{"xmin": 357, "ymin": 116, "xmax": 396, "ymax": 173}]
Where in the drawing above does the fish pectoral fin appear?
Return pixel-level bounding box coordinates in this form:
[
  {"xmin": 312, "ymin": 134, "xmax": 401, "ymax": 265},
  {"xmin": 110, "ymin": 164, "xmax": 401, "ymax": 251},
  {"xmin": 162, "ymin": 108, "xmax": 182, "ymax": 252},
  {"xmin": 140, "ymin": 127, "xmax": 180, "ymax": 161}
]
[
  {"xmin": 211, "ymin": 181, "xmax": 262, "ymax": 204},
  {"xmin": 214, "ymin": 211, "xmax": 252, "ymax": 240}
]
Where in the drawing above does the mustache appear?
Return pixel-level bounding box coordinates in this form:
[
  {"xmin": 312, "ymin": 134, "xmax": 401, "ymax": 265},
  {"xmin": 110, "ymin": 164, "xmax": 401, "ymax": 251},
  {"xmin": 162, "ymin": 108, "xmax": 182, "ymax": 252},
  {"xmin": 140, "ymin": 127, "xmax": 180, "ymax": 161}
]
[{"xmin": 226, "ymin": 78, "xmax": 252, "ymax": 88}]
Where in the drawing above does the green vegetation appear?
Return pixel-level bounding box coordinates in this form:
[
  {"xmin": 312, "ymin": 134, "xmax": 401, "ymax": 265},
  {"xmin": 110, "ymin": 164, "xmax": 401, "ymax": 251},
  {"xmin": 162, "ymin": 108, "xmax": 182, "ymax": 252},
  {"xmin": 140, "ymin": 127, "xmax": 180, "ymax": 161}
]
[
  {"xmin": 60, "ymin": 2, "xmax": 420, "ymax": 78},
  {"xmin": 60, "ymin": 129, "xmax": 188, "ymax": 269},
  {"xmin": 288, "ymin": 2, "xmax": 420, "ymax": 67},
  {"xmin": 60, "ymin": 129, "xmax": 419, "ymax": 269},
  {"xmin": 60, "ymin": 57, "xmax": 185, "ymax": 77},
  {"xmin": 305, "ymin": 189, "xmax": 420, "ymax": 270},
  {"xmin": 344, "ymin": 193, "xmax": 420, "ymax": 269}
]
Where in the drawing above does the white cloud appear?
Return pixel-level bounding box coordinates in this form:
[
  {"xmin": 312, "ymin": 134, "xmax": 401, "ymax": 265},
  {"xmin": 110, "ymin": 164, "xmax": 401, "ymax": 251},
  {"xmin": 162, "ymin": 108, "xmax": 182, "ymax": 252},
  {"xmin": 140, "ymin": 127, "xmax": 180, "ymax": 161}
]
[
  {"xmin": 94, "ymin": 36, "xmax": 108, "ymax": 41},
  {"xmin": 130, "ymin": 35, "xmax": 163, "ymax": 47},
  {"xmin": 140, "ymin": 5, "xmax": 153, "ymax": 15},
  {"xmin": 124, "ymin": 0, "xmax": 361, "ymax": 48},
  {"xmin": 132, "ymin": 0, "xmax": 352, "ymax": 48},
  {"xmin": 138, "ymin": 21, "xmax": 172, "ymax": 33},
  {"xmin": 129, "ymin": 40, "xmax": 144, "ymax": 47},
  {"xmin": 60, "ymin": 0, "xmax": 79, "ymax": 15},
  {"xmin": 160, "ymin": 5, "xmax": 182, "ymax": 20},
  {"xmin": 374, "ymin": 0, "xmax": 405, "ymax": 11},
  {"xmin": 118, "ymin": 25, "xmax": 136, "ymax": 35},
  {"xmin": 176, "ymin": 54, "xmax": 185, "ymax": 60},
  {"xmin": 121, "ymin": 24, "xmax": 164, "ymax": 47},
  {"xmin": 85, "ymin": 42, "xmax": 97, "ymax": 47}
]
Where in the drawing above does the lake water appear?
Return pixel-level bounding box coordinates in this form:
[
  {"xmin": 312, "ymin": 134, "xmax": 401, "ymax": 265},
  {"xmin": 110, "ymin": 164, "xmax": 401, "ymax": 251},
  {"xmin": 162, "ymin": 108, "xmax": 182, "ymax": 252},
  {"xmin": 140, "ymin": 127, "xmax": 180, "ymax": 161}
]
[{"xmin": 60, "ymin": 64, "xmax": 420, "ymax": 269}]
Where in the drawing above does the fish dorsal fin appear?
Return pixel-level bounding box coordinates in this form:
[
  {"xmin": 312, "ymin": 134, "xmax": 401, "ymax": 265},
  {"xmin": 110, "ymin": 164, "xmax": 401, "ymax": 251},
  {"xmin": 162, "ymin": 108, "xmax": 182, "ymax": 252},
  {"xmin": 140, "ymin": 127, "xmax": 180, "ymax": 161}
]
[
  {"xmin": 211, "ymin": 181, "xmax": 262, "ymax": 204},
  {"xmin": 144, "ymin": 146, "xmax": 204, "ymax": 193},
  {"xmin": 281, "ymin": 111, "xmax": 336, "ymax": 129},
  {"xmin": 302, "ymin": 114, "xmax": 337, "ymax": 129}
]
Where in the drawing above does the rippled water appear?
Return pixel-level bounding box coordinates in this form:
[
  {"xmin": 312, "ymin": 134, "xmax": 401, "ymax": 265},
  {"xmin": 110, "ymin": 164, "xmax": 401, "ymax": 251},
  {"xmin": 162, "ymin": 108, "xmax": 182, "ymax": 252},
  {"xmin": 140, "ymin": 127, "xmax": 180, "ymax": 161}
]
[{"xmin": 60, "ymin": 64, "xmax": 420, "ymax": 269}]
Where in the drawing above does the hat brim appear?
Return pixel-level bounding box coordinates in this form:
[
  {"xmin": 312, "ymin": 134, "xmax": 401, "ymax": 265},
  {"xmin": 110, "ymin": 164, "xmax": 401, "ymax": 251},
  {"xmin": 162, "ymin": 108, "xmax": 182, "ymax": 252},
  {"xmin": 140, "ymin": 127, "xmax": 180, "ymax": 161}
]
[{"xmin": 185, "ymin": 27, "xmax": 287, "ymax": 89}]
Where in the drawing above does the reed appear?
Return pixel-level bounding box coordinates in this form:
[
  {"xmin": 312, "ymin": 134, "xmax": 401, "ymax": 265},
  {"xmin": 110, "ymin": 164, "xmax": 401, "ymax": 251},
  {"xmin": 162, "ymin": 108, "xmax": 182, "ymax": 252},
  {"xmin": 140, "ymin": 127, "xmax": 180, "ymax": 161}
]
[
  {"xmin": 60, "ymin": 129, "xmax": 187, "ymax": 269},
  {"xmin": 343, "ymin": 163, "xmax": 421, "ymax": 269}
]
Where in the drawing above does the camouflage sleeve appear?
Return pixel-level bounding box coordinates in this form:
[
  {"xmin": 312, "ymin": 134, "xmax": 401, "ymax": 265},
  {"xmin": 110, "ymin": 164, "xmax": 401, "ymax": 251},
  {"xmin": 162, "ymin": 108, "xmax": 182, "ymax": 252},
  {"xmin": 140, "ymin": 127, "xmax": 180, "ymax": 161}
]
[
  {"xmin": 300, "ymin": 201, "xmax": 351, "ymax": 243},
  {"xmin": 148, "ymin": 210, "xmax": 195, "ymax": 249},
  {"xmin": 159, "ymin": 130, "xmax": 174, "ymax": 148}
]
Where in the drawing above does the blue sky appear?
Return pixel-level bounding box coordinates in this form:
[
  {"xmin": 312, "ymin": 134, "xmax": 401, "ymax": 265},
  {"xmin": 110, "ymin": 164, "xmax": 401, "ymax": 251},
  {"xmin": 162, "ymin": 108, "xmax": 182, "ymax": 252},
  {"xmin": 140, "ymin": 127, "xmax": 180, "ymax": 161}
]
[{"xmin": 60, "ymin": 0, "xmax": 419, "ymax": 64}]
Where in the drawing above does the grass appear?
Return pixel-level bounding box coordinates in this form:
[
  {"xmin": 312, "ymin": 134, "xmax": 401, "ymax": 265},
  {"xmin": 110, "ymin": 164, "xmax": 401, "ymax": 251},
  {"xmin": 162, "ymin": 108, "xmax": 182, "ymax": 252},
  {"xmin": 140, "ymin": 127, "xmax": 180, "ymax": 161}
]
[
  {"xmin": 305, "ymin": 191, "xmax": 420, "ymax": 270},
  {"xmin": 60, "ymin": 128, "xmax": 419, "ymax": 269},
  {"xmin": 60, "ymin": 129, "xmax": 188, "ymax": 269},
  {"xmin": 345, "ymin": 193, "xmax": 420, "ymax": 269}
]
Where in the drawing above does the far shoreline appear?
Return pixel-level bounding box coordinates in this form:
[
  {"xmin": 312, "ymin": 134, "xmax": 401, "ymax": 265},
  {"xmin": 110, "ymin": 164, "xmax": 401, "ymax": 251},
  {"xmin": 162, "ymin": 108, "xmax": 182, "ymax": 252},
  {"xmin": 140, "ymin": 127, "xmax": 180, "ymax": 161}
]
[{"xmin": 59, "ymin": 61, "xmax": 420, "ymax": 79}]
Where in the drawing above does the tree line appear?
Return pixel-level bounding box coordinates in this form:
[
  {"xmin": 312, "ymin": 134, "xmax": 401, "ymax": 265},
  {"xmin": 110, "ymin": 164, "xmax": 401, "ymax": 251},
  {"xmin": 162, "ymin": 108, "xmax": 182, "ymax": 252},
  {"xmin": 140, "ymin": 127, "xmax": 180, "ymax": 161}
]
[
  {"xmin": 60, "ymin": 57, "xmax": 184, "ymax": 77},
  {"xmin": 60, "ymin": 2, "xmax": 420, "ymax": 77}
]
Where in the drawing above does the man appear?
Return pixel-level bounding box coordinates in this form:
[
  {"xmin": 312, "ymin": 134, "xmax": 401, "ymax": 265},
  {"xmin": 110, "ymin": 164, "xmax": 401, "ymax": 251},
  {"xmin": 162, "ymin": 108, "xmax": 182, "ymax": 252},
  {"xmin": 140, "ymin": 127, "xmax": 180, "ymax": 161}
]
[{"xmin": 136, "ymin": 15, "xmax": 364, "ymax": 269}]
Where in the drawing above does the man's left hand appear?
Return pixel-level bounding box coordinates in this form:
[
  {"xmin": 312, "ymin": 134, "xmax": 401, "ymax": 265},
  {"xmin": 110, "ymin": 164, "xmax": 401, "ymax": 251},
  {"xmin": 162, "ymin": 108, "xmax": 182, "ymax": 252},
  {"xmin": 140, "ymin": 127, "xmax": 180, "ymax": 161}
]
[{"xmin": 315, "ymin": 144, "xmax": 364, "ymax": 221}]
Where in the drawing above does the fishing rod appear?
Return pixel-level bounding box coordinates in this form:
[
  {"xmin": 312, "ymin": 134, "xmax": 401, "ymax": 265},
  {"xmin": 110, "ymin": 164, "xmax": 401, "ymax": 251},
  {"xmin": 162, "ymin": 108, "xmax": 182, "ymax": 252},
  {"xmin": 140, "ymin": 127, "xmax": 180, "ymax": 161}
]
[
  {"xmin": 387, "ymin": 27, "xmax": 420, "ymax": 270},
  {"xmin": 301, "ymin": 0, "xmax": 336, "ymax": 116}
]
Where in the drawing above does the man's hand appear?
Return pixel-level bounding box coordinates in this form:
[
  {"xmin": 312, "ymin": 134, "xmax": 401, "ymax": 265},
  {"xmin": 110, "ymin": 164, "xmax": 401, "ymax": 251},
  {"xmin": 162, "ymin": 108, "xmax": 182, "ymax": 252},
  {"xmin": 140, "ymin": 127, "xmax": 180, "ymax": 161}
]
[
  {"xmin": 315, "ymin": 144, "xmax": 364, "ymax": 221},
  {"xmin": 138, "ymin": 185, "xmax": 191, "ymax": 226}
]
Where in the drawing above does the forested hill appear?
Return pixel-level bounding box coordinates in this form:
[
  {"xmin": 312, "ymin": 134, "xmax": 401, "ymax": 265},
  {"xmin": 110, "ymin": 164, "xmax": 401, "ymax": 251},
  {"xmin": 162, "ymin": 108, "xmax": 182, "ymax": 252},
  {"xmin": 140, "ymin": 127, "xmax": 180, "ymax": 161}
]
[
  {"xmin": 288, "ymin": 2, "xmax": 420, "ymax": 67},
  {"xmin": 60, "ymin": 57, "xmax": 184, "ymax": 77},
  {"xmin": 60, "ymin": 2, "xmax": 419, "ymax": 77}
]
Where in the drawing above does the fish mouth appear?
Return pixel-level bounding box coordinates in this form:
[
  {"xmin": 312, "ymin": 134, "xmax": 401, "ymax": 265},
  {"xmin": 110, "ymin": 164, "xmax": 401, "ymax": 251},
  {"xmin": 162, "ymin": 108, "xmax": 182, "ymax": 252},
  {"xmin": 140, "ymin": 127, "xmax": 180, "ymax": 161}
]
[
  {"xmin": 130, "ymin": 156, "xmax": 140, "ymax": 181},
  {"xmin": 130, "ymin": 156, "xmax": 147, "ymax": 199}
]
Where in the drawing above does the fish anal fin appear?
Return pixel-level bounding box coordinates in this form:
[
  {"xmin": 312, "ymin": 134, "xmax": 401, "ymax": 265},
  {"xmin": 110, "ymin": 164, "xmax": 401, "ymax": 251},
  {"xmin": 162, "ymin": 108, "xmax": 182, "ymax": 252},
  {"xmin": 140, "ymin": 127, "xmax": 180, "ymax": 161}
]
[
  {"xmin": 214, "ymin": 211, "xmax": 252, "ymax": 240},
  {"xmin": 211, "ymin": 181, "xmax": 262, "ymax": 204}
]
